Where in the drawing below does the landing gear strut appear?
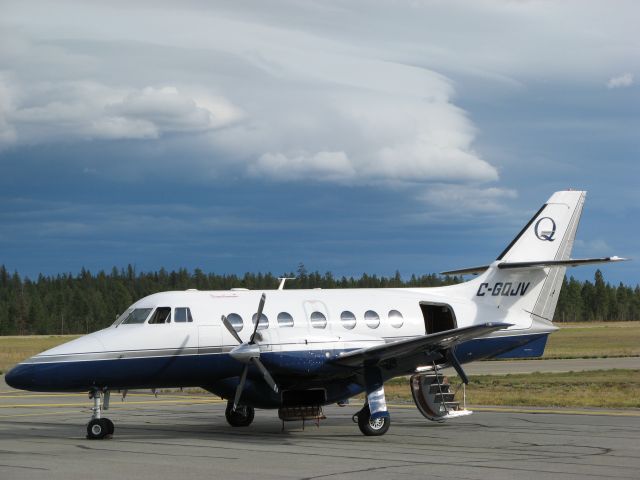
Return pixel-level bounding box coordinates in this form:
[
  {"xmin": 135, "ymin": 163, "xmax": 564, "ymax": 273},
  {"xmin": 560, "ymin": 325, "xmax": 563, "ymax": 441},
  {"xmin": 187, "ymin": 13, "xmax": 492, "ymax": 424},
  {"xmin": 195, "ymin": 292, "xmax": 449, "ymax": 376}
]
[
  {"xmin": 86, "ymin": 389, "xmax": 114, "ymax": 440},
  {"xmin": 225, "ymin": 401, "xmax": 255, "ymax": 427}
]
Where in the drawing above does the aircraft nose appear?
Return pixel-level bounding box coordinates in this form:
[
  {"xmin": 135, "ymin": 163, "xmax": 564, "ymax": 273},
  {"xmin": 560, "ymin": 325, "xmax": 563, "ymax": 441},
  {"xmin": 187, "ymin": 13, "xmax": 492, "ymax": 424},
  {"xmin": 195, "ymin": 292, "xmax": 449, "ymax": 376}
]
[{"xmin": 5, "ymin": 364, "xmax": 30, "ymax": 390}]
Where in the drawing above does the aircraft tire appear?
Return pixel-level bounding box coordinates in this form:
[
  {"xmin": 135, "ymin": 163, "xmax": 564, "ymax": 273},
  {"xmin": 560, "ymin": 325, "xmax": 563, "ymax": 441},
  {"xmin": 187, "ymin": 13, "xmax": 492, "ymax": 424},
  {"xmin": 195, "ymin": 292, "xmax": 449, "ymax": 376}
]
[
  {"xmin": 86, "ymin": 418, "xmax": 110, "ymax": 439},
  {"xmin": 225, "ymin": 402, "xmax": 255, "ymax": 427},
  {"xmin": 104, "ymin": 418, "xmax": 115, "ymax": 435},
  {"xmin": 357, "ymin": 405, "xmax": 390, "ymax": 436}
]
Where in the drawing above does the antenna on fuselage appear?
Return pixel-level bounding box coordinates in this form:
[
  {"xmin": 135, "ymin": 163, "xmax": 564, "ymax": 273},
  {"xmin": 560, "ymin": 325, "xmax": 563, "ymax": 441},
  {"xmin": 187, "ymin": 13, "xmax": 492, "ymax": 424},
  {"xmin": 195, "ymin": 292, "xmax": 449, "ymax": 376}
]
[{"xmin": 277, "ymin": 277, "xmax": 296, "ymax": 290}]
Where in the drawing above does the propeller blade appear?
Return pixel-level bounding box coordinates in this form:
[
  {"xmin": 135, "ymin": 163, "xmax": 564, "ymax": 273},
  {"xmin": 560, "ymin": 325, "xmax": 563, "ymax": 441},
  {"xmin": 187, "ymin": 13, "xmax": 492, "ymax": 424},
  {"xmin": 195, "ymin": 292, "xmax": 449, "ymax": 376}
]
[
  {"xmin": 221, "ymin": 315, "xmax": 243, "ymax": 344},
  {"xmin": 251, "ymin": 357, "xmax": 279, "ymax": 393},
  {"xmin": 232, "ymin": 364, "xmax": 249, "ymax": 411},
  {"xmin": 249, "ymin": 293, "xmax": 266, "ymax": 344}
]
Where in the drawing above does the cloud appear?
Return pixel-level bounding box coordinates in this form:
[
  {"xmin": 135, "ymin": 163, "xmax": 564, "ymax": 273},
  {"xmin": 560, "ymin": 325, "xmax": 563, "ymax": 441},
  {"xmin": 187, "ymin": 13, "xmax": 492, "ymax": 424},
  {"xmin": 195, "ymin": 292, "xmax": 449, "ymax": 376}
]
[
  {"xmin": 1, "ymin": 0, "xmax": 638, "ymax": 192},
  {"xmin": 0, "ymin": 77, "xmax": 242, "ymax": 146},
  {"xmin": 251, "ymin": 151, "xmax": 355, "ymax": 182},
  {"xmin": 0, "ymin": 8, "xmax": 495, "ymax": 188},
  {"xmin": 106, "ymin": 87, "xmax": 241, "ymax": 133},
  {"xmin": 0, "ymin": 76, "xmax": 17, "ymax": 146},
  {"xmin": 418, "ymin": 185, "xmax": 518, "ymax": 215},
  {"xmin": 607, "ymin": 73, "xmax": 634, "ymax": 89}
]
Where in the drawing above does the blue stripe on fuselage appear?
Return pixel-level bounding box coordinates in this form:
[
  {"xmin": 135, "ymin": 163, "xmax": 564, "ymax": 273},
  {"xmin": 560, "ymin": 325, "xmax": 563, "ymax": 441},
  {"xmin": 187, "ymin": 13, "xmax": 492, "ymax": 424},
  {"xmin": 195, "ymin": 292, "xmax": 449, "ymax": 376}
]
[{"xmin": 6, "ymin": 332, "xmax": 549, "ymax": 393}]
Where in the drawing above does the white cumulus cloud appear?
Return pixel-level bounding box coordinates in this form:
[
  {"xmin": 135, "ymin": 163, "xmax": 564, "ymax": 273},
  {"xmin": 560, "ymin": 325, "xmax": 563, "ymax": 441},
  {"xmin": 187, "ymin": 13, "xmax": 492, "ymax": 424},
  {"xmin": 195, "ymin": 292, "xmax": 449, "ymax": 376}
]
[
  {"xmin": 0, "ymin": 78, "xmax": 242, "ymax": 145},
  {"xmin": 418, "ymin": 185, "xmax": 518, "ymax": 215},
  {"xmin": 1, "ymin": 0, "xmax": 638, "ymax": 193},
  {"xmin": 607, "ymin": 73, "xmax": 634, "ymax": 89},
  {"xmin": 252, "ymin": 151, "xmax": 355, "ymax": 182}
]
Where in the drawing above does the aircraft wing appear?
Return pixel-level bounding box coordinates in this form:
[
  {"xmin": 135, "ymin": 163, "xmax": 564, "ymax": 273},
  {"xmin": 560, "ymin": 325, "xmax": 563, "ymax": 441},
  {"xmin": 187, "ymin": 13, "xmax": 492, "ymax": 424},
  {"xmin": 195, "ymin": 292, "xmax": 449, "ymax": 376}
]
[{"xmin": 331, "ymin": 322, "xmax": 511, "ymax": 368}]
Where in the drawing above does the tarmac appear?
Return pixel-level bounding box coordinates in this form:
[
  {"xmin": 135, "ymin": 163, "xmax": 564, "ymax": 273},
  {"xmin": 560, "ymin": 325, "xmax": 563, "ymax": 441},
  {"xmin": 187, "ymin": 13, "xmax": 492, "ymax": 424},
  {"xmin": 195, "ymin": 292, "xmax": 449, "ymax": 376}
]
[
  {"xmin": 1, "ymin": 375, "xmax": 639, "ymax": 480},
  {"xmin": 442, "ymin": 356, "xmax": 640, "ymax": 375}
]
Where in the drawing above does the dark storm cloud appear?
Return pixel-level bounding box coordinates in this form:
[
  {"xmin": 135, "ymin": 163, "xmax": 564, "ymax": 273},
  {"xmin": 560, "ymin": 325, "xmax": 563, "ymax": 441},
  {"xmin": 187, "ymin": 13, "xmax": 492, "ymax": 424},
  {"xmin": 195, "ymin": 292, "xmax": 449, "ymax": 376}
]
[{"xmin": 0, "ymin": 1, "xmax": 638, "ymax": 282}]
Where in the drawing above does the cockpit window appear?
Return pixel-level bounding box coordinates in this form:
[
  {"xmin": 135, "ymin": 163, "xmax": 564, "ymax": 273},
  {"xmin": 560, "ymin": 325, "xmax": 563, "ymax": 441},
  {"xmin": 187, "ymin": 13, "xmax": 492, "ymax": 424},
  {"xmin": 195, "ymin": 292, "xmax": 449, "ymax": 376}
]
[
  {"xmin": 121, "ymin": 308, "xmax": 153, "ymax": 325},
  {"xmin": 112, "ymin": 308, "xmax": 133, "ymax": 327},
  {"xmin": 174, "ymin": 307, "xmax": 193, "ymax": 323},
  {"xmin": 149, "ymin": 307, "xmax": 172, "ymax": 324}
]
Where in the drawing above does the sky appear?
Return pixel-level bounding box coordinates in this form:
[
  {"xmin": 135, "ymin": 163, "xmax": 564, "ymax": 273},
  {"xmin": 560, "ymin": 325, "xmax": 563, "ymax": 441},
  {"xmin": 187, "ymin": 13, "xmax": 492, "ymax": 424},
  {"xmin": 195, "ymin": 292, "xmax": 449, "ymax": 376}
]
[{"xmin": 0, "ymin": 0, "xmax": 638, "ymax": 284}]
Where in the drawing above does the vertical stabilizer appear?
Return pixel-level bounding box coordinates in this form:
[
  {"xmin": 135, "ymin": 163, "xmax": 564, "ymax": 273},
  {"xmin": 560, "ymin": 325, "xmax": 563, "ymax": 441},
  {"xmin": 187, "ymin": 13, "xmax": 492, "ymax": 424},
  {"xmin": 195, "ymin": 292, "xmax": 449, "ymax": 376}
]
[
  {"xmin": 440, "ymin": 190, "xmax": 587, "ymax": 326},
  {"xmin": 496, "ymin": 190, "xmax": 586, "ymax": 321}
]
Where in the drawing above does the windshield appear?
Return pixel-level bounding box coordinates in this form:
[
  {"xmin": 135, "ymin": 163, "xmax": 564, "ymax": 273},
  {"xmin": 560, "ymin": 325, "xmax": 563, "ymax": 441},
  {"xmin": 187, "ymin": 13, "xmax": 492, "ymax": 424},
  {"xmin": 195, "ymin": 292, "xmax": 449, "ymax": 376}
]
[
  {"xmin": 112, "ymin": 308, "xmax": 132, "ymax": 327},
  {"xmin": 119, "ymin": 308, "xmax": 153, "ymax": 325}
]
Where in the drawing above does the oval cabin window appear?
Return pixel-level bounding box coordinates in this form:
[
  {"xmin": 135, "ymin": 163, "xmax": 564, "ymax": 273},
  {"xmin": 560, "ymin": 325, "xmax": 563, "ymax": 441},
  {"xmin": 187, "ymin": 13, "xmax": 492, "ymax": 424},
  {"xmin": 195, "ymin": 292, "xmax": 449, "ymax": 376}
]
[
  {"xmin": 252, "ymin": 313, "xmax": 269, "ymax": 330},
  {"xmin": 226, "ymin": 313, "xmax": 244, "ymax": 332},
  {"xmin": 364, "ymin": 310, "xmax": 380, "ymax": 329},
  {"xmin": 277, "ymin": 312, "xmax": 294, "ymax": 328},
  {"xmin": 340, "ymin": 311, "xmax": 356, "ymax": 330},
  {"xmin": 310, "ymin": 311, "xmax": 327, "ymax": 329},
  {"xmin": 388, "ymin": 310, "xmax": 404, "ymax": 328}
]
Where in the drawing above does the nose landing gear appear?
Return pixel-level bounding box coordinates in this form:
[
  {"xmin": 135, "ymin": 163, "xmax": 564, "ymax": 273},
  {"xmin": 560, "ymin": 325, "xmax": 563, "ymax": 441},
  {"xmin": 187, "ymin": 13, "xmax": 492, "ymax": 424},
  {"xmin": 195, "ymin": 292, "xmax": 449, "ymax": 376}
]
[
  {"xmin": 86, "ymin": 389, "xmax": 114, "ymax": 440},
  {"xmin": 225, "ymin": 400, "xmax": 255, "ymax": 427}
]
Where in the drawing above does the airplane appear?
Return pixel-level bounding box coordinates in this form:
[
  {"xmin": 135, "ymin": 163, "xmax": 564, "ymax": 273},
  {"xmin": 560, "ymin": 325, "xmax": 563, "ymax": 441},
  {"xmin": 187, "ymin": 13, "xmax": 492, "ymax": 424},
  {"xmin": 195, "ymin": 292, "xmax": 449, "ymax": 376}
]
[{"xmin": 5, "ymin": 190, "xmax": 627, "ymax": 438}]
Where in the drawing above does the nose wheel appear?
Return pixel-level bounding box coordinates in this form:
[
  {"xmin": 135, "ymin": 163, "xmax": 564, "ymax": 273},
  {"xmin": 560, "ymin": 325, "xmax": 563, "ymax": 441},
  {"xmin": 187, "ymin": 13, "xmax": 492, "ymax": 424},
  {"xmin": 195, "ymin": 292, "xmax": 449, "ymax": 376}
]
[
  {"xmin": 225, "ymin": 401, "xmax": 255, "ymax": 427},
  {"xmin": 87, "ymin": 418, "xmax": 114, "ymax": 439},
  {"xmin": 86, "ymin": 389, "xmax": 114, "ymax": 439}
]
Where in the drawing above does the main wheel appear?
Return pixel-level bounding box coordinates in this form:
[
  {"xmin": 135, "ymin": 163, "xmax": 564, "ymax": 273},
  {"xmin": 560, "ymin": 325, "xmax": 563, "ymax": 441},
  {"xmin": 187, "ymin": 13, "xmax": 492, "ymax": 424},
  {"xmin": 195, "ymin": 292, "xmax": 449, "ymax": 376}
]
[
  {"xmin": 225, "ymin": 402, "xmax": 255, "ymax": 427},
  {"xmin": 357, "ymin": 405, "xmax": 390, "ymax": 436},
  {"xmin": 104, "ymin": 418, "xmax": 115, "ymax": 435},
  {"xmin": 86, "ymin": 418, "xmax": 110, "ymax": 439}
]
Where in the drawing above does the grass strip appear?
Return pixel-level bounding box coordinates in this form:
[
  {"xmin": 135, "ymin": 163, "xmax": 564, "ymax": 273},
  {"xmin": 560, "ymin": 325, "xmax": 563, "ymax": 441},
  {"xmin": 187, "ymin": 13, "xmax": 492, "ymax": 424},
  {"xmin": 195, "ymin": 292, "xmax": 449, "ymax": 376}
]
[
  {"xmin": 382, "ymin": 369, "xmax": 640, "ymax": 409},
  {"xmin": 0, "ymin": 335, "xmax": 80, "ymax": 374},
  {"xmin": 543, "ymin": 322, "xmax": 640, "ymax": 359}
]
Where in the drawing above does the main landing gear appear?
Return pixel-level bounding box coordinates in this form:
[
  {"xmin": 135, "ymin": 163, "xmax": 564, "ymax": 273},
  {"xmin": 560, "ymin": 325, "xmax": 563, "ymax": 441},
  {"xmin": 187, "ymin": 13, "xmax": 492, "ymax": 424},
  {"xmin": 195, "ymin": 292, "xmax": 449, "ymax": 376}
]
[
  {"xmin": 353, "ymin": 404, "xmax": 391, "ymax": 436},
  {"xmin": 86, "ymin": 389, "xmax": 114, "ymax": 440},
  {"xmin": 225, "ymin": 401, "xmax": 255, "ymax": 427}
]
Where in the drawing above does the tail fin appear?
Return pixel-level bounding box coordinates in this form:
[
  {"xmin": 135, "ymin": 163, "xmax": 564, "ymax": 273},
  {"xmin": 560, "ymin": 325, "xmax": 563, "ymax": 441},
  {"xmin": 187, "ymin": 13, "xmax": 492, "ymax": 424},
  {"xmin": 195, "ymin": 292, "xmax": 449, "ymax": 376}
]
[
  {"xmin": 441, "ymin": 191, "xmax": 607, "ymax": 327},
  {"xmin": 441, "ymin": 190, "xmax": 625, "ymax": 325},
  {"xmin": 496, "ymin": 190, "xmax": 586, "ymax": 321},
  {"xmin": 496, "ymin": 190, "xmax": 585, "ymax": 265}
]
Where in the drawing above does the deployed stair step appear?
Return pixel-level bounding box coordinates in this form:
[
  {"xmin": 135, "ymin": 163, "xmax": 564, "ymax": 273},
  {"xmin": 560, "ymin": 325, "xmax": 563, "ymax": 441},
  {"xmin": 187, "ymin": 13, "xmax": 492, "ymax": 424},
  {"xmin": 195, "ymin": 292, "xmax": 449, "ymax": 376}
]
[
  {"xmin": 443, "ymin": 401, "xmax": 460, "ymax": 410},
  {"xmin": 433, "ymin": 392, "xmax": 455, "ymax": 402},
  {"xmin": 428, "ymin": 383, "xmax": 450, "ymax": 394},
  {"xmin": 411, "ymin": 371, "xmax": 471, "ymax": 421}
]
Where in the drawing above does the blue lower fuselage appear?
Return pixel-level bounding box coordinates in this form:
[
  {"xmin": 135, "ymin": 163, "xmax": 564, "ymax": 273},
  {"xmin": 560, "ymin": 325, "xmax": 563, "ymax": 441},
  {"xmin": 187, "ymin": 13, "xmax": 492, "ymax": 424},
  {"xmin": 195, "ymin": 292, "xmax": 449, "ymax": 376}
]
[{"xmin": 6, "ymin": 332, "xmax": 548, "ymax": 407}]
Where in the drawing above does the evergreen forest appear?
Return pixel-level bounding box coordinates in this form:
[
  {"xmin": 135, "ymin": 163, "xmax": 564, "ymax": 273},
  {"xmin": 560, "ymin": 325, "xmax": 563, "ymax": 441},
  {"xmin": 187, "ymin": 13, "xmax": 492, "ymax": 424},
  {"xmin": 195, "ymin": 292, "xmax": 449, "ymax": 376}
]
[{"xmin": 0, "ymin": 264, "xmax": 637, "ymax": 335}]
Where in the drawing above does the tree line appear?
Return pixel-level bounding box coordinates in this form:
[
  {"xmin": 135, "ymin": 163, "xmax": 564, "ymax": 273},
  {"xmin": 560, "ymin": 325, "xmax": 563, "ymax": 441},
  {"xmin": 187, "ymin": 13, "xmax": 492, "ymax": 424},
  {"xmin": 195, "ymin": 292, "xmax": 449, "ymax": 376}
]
[{"xmin": 0, "ymin": 264, "xmax": 637, "ymax": 335}]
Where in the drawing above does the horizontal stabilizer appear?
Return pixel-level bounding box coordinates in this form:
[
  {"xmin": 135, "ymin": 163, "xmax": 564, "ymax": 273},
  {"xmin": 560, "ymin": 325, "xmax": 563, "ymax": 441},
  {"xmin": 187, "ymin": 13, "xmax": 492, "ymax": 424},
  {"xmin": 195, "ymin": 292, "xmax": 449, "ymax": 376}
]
[
  {"xmin": 442, "ymin": 256, "xmax": 628, "ymax": 276},
  {"xmin": 441, "ymin": 265, "xmax": 491, "ymax": 276},
  {"xmin": 497, "ymin": 256, "xmax": 628, "ymax": 270}
]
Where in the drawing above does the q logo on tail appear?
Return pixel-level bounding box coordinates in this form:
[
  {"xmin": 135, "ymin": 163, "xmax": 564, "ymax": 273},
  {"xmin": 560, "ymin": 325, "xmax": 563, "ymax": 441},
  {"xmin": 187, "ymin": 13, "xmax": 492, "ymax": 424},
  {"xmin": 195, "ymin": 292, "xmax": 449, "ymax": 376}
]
[{"xmin": 534, "ymin": 217, "xmax": 556, "ymax": 241}]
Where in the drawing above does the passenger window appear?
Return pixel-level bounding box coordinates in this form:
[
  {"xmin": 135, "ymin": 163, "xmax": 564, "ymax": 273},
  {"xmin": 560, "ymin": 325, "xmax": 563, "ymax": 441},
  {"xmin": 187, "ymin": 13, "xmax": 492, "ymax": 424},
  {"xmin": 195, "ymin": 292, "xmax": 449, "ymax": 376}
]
[
  {"xmin": 310, "ymin": 311, "xmax": 327, "ymax": 329},
  {"xmin": 340, "ymin": 311, "xmax": 356, "ymax": 330},
  {"xmin": 121, "ymin": 308, "xmax": 153, "ymax": 324},
  {"xmin": 277, "ymin": 312, "xmax": 294, "ymax": 328},
  {"xmin": 365, "ymin": 310, "xmax": 380, "ymax": 329},
  {"xmin": 226, "ymin": 313, "xmax": 244, "ymax": 332},
  {"xmin": 252, "ymin": 312, "xmax": 269, "ymax": 330},
  {"xmin": 389, "ymin": 310, "xmax": 404, "ymax": 328},
  {"xmin": 174, "ymin": 307, "xmax": 194, "ymax": 323},
  {"xmin": 149, "ymin": 307, "xmax": 172, "ymax": 324}
]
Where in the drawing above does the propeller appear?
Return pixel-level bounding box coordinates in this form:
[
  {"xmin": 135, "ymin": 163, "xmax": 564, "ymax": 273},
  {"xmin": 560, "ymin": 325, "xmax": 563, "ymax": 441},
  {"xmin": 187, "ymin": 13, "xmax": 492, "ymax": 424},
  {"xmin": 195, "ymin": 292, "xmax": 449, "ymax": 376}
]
[{"xmin": 221, "ymin": 293, "xmax": 279, "ymax": 411}]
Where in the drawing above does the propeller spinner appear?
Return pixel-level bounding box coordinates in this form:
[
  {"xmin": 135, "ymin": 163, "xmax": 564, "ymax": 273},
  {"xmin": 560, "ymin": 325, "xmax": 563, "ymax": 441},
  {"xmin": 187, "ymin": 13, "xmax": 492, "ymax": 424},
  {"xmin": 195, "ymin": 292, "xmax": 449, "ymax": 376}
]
[{"xmin": 221, "ymin": 293, "xmax": 279, "ymax": 411}]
